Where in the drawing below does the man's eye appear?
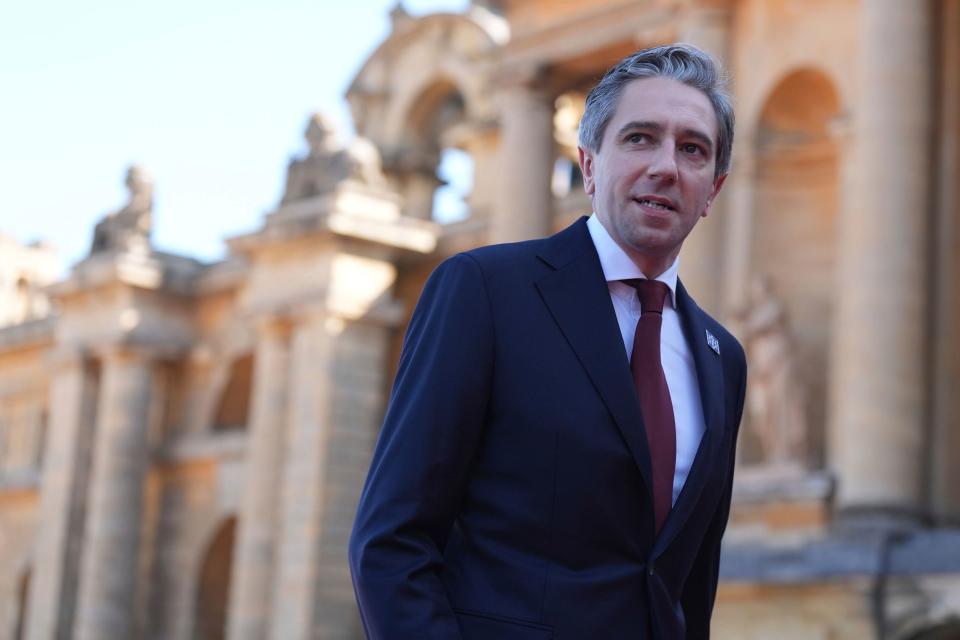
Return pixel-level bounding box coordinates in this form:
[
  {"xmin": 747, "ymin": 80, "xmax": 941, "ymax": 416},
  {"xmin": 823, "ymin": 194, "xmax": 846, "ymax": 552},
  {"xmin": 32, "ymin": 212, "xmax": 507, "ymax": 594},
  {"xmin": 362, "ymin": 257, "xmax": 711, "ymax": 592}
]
[
  {"xmin": 681, "ymin": 143, "xmax": 703, "ymax": 155},
  {"xmin": 626, "ymin": 133, "xmax": 649, "ymax": 144}
]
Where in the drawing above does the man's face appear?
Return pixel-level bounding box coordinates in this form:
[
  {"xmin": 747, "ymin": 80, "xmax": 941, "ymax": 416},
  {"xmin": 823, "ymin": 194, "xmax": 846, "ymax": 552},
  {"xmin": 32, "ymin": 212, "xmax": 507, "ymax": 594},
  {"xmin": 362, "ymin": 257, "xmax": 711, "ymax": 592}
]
[{"xmin": 578, "ymin": 76, "xmax": 727, "ymax": 276}]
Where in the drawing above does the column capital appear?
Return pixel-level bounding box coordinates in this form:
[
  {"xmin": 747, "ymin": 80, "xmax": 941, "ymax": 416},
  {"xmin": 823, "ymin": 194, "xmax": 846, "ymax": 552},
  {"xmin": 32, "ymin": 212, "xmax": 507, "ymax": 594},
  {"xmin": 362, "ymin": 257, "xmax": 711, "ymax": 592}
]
[
  {"xmin": 494, "ymin": 61, "xmax": 552, "ymax": 95},
  {"xmin": 253, "ymin": 314, "xmax": 294, "ymax": 338},
  {"xmin": 286, "ymin": 301, "xmax": 406, "ymax": 332},
  {"xmin": 44, "ymin": 345, "xmax": 91, "ymax": 371},
  {"xmin": 91, "ymin": 342, "xmax": 164, "ymax": 365}
]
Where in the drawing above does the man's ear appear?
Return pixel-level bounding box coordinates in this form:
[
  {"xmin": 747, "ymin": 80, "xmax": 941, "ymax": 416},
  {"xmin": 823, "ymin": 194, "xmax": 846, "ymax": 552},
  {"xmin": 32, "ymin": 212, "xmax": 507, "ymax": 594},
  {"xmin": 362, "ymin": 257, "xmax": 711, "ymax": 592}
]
[
  {"xmin": 578, "ymin": 146, "xmax": 596, "ymax": 196},
  {"xmin": 701, "ymin": 173, "xmax": 728, "ymax": 218}
]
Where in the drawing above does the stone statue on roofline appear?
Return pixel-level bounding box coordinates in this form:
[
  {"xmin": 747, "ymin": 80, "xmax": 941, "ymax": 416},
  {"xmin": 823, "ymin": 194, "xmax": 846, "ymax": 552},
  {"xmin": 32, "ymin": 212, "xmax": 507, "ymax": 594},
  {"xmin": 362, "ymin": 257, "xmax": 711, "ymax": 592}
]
[
  {"xmin": 90, "ymin": 165, "xmax": 154, "ymax": 255},
  {"xmin": 281, "ymin": 112, "xmax": 387, "ymax": 204},
  {"xmin": 739, "ymin": 274, "xmax": 808, "ymax": 470}
]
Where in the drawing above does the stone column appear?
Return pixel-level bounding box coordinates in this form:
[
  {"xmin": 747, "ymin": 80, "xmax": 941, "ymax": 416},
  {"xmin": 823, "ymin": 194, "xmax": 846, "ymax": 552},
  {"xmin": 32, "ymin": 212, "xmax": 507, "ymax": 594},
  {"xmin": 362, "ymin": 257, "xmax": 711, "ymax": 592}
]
[
  {"xmin": 402, "ymin": 167, "xmax": 442, "ymax": 221},
  {"xmin": 677, "ymin": 5, "xmax": 733, "ymax": 314},
  {"xmin": 829, "ymin": 0, "xmax": 933, "ymax": 520},
  {"xmin": 25, "ymin": 349, "xmax": 98, "ymax": 640},
  {"xmin": 461, "ymin": 125, "xmax": 500, "ymax": 222},
  {"xmin": 227, "ymin": 318, "xmax": 291, "ymax": 640},
  {"xmin": 492, "ymin": 74, "xmax": 555, "ymax": 242},
  {"xmin": 73, "ymin": 348, "xmax": 154, "ymax": 640}
]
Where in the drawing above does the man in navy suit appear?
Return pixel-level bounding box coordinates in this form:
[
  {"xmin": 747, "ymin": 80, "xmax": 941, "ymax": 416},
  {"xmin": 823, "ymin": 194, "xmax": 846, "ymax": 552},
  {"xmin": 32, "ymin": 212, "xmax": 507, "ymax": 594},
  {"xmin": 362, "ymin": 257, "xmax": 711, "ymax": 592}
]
[{"xmin": 349, "ymin": 44, "xmax": 747, "ymax": 639}]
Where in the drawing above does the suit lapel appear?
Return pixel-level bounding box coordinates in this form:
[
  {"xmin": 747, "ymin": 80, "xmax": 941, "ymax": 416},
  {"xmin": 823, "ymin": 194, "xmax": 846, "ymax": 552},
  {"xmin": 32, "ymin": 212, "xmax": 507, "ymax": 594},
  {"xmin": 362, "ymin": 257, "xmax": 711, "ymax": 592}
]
[
  {"xmin": 654, "ymin": 281, "xmax": 726, "ymax": 553},
  {"xmin": 534, "ymin": 219, "xmax": 654, "ymax": 497}
]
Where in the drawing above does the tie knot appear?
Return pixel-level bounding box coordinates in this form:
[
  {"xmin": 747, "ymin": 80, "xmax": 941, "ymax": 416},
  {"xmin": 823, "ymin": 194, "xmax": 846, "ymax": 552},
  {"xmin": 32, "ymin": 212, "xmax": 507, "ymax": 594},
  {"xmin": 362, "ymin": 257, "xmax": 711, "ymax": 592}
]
[{"xmin": 623, "ymin": 279, "xmax": 669, "ymax": 315}]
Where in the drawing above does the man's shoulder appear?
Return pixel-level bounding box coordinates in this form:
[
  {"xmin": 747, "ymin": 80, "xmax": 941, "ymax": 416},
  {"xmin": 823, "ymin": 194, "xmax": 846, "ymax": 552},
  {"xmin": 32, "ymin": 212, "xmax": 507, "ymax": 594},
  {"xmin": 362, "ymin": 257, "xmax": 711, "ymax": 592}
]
[
  {"xmin": 442, "ymin": 217, "xmax": 592, "ymax": 280},
  {"xmin": 462, "ymin": 235, "xmax": 551, "ymax": 268}
]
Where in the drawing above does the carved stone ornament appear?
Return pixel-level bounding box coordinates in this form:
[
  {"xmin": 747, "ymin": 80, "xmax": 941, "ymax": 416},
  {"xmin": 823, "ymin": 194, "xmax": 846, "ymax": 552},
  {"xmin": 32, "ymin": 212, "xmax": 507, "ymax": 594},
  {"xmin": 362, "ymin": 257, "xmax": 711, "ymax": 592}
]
[
  {"xmin": 90, "ymin": 165, "xmax": 154, "ymax": 255},
  {"xmin": 281, "ymin": 112, "xmax": 388, "ymax": 204}
]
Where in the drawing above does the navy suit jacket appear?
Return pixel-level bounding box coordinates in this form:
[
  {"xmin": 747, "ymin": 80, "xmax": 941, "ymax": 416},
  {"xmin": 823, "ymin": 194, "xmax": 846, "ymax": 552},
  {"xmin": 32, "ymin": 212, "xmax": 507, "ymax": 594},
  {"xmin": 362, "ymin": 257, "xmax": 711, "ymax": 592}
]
[{"xmin": 349, "ymin": 217, "xmax": 747, "ymax": 639}]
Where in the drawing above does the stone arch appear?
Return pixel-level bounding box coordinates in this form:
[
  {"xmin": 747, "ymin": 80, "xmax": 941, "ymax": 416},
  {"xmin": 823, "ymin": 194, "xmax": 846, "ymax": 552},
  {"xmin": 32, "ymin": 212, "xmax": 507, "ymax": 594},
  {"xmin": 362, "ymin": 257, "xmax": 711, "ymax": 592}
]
[
  {"xmin": 211, "ymin": 353, "xmax": 253, "ymax": 432},
  {"xmin": 406, "ymin": 77, "xmax": 467, "ymax": 146},
  {"xmin": 743, "ymin": 67, "xmax": 842, "ymax": 469},
  {"xmin": 196, "ymin": 321, "xmax": 255, "ymax": 434},
  {"xmin": 348, "ymin": 10, "xmax": 504, "ymax": 147},
  {"xmin": 389, "ymin": 76, "xmax": 473, "ymax": 221},
  {"xmin": 347, "ymin": 10, "xmax": 505, "ymax": 221},
  {"xmin": 192, "ymin": 516, "xmax": 237, "ymax": 640}
]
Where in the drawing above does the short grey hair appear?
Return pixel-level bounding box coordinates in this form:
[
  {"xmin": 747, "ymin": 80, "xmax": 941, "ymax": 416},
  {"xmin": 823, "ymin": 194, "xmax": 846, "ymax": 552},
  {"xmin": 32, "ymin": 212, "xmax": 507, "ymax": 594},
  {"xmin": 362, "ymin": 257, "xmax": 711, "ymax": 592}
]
[{"xmin": 578, "ymin": 43, "xmax": 735, "ymax": 179}]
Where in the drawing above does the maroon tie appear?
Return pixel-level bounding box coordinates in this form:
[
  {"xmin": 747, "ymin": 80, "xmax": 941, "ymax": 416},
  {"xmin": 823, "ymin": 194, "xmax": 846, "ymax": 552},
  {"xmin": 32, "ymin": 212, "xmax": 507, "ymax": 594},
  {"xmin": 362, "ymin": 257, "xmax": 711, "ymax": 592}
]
[{"xmin": 624, "ymin": 279, "xmax": 676, "ymax": 534}]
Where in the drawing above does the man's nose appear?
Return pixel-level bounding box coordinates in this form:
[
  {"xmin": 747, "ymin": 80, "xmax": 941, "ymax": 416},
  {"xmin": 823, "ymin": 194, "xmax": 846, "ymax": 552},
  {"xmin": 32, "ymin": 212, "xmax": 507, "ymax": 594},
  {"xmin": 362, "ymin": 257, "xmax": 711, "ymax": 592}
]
[{"xmin": 646, "ymin": 143, "xmax": 679, "ymax": 182}]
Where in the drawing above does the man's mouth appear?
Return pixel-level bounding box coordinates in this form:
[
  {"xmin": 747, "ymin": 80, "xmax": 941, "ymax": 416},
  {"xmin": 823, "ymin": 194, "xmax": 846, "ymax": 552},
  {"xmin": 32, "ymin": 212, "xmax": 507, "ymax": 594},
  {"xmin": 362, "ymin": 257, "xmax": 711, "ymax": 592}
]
[{"xmin": 635, "ymin": 198, "xmax": 676, "ymax": 212}]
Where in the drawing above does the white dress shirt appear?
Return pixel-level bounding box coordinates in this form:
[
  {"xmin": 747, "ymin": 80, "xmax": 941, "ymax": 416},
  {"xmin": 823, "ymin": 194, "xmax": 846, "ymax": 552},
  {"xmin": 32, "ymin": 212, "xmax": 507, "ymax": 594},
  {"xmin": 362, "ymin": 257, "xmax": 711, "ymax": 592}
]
[{"xmin": 586, "ymin": 214, "xmax": 706, "ymax": 506}]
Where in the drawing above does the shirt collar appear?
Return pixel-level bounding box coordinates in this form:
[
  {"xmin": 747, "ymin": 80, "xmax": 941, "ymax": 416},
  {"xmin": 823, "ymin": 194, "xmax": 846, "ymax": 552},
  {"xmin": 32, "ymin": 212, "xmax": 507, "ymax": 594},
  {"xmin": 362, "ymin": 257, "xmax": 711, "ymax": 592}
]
[{"xmin": 586, "ymin": 213, "xmax": 679, "ymax": 308}]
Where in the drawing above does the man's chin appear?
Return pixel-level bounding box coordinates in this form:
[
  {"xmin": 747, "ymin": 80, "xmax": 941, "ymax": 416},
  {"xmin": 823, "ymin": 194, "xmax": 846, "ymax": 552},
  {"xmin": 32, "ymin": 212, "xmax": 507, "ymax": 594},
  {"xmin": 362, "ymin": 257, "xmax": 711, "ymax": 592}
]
[{"xmin": 622, "ymin": 227, "xmax": 679, "ymax": 254}]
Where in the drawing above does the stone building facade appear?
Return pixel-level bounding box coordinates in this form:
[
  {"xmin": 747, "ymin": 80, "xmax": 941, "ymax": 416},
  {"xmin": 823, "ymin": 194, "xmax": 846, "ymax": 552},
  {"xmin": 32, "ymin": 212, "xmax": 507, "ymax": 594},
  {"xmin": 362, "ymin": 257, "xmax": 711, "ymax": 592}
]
[{"xmin": 1, "ymin": 0, "xmax": 959, "ymax": 638}]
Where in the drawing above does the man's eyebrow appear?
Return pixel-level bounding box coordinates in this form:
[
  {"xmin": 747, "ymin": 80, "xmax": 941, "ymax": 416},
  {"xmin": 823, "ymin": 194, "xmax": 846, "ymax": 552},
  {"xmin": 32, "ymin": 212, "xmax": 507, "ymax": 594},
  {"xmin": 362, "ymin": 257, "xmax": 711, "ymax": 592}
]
[
  {"xmin": 615, "ymin": 121, "xmax": 662, "ymax": 138},
  {"xmin": 615, "ymin": 121, "xmax": 715, "ymax": 156}
]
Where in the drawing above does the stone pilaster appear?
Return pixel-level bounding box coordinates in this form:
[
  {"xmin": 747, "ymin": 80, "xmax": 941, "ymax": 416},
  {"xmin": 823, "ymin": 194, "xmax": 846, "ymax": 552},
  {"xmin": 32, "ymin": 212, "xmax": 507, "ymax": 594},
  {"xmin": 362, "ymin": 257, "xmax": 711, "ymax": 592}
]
[
  {"xmin": 267, "ymin": 316, "xmax": 330, "ymax": 640},
  {"xmin": 227, "ymin": 318, "xmax": 291, "ymax": 640},
  {"xmin": 25, "ymin": 349, "xmax": 98, "ymax": 640},
  {"xmin": 829, "ymin": 0, "xmax": 933, "ymax": 521},
  {"xmin": 74, "ymin": 348, "xmax": 155, "ymax": 640},
  {"xmin": 269, "ymin": 311, "xmax": 393, "ymax": 638},
  {"xmin": 492, "ymin": 73, "xmax": 555, "ymax": 242}
]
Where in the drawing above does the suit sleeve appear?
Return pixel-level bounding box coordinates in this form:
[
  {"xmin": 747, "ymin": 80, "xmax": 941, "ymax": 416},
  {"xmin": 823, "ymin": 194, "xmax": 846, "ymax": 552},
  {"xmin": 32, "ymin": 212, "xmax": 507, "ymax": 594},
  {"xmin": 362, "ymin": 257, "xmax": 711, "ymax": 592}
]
[
  {"xmin": 680, "ymin": 343, "xmax": 747, "ymax": 639},
  {"xmin": 348, "ymin": 253, "xmax": 494, "ymax": 639}
]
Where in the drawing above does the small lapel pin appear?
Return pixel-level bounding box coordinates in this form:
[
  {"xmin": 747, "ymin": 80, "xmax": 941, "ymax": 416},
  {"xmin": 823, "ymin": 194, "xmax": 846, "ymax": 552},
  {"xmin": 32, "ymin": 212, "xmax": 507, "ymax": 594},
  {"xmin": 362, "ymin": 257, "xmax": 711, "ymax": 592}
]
[{"xmin": 705, "ymin": 329, "xmax": 720, "ymax": 355}]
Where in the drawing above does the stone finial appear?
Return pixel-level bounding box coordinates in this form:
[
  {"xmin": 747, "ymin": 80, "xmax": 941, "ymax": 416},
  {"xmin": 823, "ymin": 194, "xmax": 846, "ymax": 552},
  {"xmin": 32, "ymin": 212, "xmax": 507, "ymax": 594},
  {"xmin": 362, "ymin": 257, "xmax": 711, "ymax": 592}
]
[
  {"xmin": 389, "ymin": 1, "xmax": 412, "ymax": 30},
  {"xmin": 90, "ymin": 165, "xmax": 154, "ymax": 255}
]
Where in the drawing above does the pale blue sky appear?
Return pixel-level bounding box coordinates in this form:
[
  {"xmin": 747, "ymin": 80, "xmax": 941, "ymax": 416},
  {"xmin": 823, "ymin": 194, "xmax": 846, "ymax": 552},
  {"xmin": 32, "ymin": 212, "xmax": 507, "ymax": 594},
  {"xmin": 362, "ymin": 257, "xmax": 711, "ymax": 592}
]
[{"xmin": 1, "ymin": 0, "xmax": 468, "ymax": 273}]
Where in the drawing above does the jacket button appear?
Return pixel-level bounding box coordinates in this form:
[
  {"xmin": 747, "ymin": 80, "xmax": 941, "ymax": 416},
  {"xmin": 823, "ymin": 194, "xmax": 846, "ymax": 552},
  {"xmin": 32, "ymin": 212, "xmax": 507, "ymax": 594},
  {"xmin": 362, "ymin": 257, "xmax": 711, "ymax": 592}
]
[{"xmin": 648, "ymin": 565, "xmax": 655, "ymax": 577}]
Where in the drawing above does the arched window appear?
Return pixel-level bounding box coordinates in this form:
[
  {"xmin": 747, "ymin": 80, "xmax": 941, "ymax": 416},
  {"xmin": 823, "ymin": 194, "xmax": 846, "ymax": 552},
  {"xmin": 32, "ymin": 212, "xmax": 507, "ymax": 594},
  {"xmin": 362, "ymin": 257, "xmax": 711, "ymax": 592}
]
[
  {"xmin": 193, "ymin": 517, "xmax": 237, "ymax": 640},
  {"xmin": 212, "ymin": 355, "xmax": 253, "ymax": 431},
  {"xmin": 14, "ymin": 277, "xmax": 30, "ymax": 322}
]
